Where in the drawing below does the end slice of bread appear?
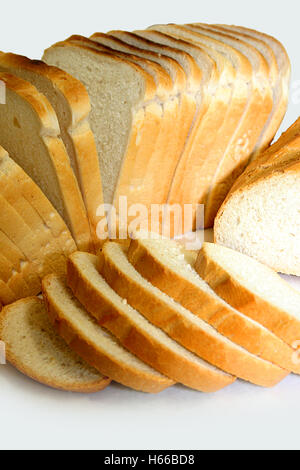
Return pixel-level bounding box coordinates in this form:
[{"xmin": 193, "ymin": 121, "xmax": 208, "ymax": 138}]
[{"xmin": 0, "ymin": 297, "xmax": 110, "ymax": 392}]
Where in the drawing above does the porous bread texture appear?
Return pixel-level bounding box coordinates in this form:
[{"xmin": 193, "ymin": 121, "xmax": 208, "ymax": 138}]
[
  {"xmin": 0, "ymin": 72, "xmax": 92, "ymax": 251},
  {"xmin": 42, "ymin": 274, "xmax": 172, "ymax": 393},
  {"xmin": 196, "ymin": 242, "xmax": 300, "ymax": 348},
  {"xmin": 0, "ymin": 51, "xmax": 105, "ymax": 250},
  {"xmin": 43, "ymin": 42, "xmax": 153, "ymax": 207},
  {"xmin": 214, "ymin": 119, "xmax": 300, "ymax": 277},
  {"xmin": 0, "ymin": 297, "xmax": 110, "ymax": 392},
  {"xmin": 128, "ymin": 232, "xmax": 298, "ymax": 373},
  {"xmin": 67, "ymin": 250, "xmax": 235, "ymax": 392},
  {"xmin": 103, "ymin": 241, "xmax": 288, "ymax": 386},
  {"xmin": 215, "ymin": 171, "xmax": 300, "ymax": 275}
]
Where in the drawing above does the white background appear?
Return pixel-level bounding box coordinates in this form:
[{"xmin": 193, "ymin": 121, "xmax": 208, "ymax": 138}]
[{"xmin": 1, "ymin": 0, "xmax": 300, "ymax": 451}]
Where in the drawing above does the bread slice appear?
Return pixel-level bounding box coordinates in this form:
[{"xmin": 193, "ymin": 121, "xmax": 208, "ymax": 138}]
[
  {"xmin": 0, "ymin": 297, "xmax": 110, "ymax": 392},
  {"xmin": 0, "ymin": 72, "xmax": 92, "ymax": 251},
  {"xmin": 183, "ymin": 24, "xmax": 273, "ymax": 226},
  {"xmin": 215, "ymin": 24, "xmax": 290, "ymax": 155},
  {"xmin": 64, "ymin": 35, "xmax": 180, "ymax": 227},
  {"xmin": 214, "ymin": 118, "xmax": 300, "ymax": 276},
  {"xmin": 196, "ymin": 242, "xmax": 300, "ymax": 350},
  {"xmin": 66, "ymin": 251, "xmax": 235, "ymax": 392},
  {"xmin": 0, "ymin": 52, "xmax": 104, "ymax": 250},
  {"xmin": 43, "ymin": 40, "xmax": 165, "ymax": 226},
  {"xmin": 127, "ymin": 234, "xmax": 297, "ymax": 373},
  {"xmin": 42, "ymin": 275, "xmax": 174, "ymax": 393}
]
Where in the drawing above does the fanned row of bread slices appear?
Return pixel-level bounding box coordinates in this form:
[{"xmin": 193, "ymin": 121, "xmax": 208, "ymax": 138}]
[{"xmin": 2, "ymin": 234, "xmax": 300, "ymax": 393}]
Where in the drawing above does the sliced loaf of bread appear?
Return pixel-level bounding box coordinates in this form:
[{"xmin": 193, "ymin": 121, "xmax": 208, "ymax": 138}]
[
  {"xmin": 66, "ymin": 251, "xmax": 236, "ymax": 392},
  {"xmin": 196, "ymin": 242, "xmax": 300, "ymax": 349},
  {"xmin": 0, "ymin": 72, "xmax": 92, "ymax": 251},
  {"xmin": 0, "ymin": 297, "xmax": 110, "ymax": 392},
  {"xmin": 127, "ymin": 234, "xmax": 297, "ymax": 373}
]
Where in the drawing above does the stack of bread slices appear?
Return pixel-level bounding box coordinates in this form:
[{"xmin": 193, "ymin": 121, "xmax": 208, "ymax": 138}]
[
  {"xmin": 2, "ymin": 233, "xmax": 300, "ymax": 394},
  {"xmin": 42, "ymin": 23, "xmax": 290, "ymax": 234}
]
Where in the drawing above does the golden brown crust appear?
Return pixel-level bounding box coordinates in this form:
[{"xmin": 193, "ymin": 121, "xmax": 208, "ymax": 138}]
[
  {"xmin": 42, "ymin": 275, "xmax": 173, "ymax": 393},
  {"xmin": 0, "ymin": 195, "xmax": 71, "ymax": 303},
  {"xmin": 195, "ymin": 244, "xmax": 300, "ymax": 348},
  {"xmin": 67, "ymin": 251, "xmax": 234, "ymax": 392},
  {"xmin": 0, "ymin": 146, "xmax": 76, "ymax": 302},
  {"xmin": 0, "ymin": 149, "xmax": 76, "ymax": 257},
  {"xmin": 0, "ymin": 52, "xmax": 91, "ymax": 124},
  {"xmin": 0, "ymin": 72, "xmax": 93, "ymax": 252},
  {"xmin": 0, "ymin": 297, "xmax": 111, "ymax": 393},
  {"xmin": 127, "ymin": 238, "xmax": 295, "ymax": 376}
]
